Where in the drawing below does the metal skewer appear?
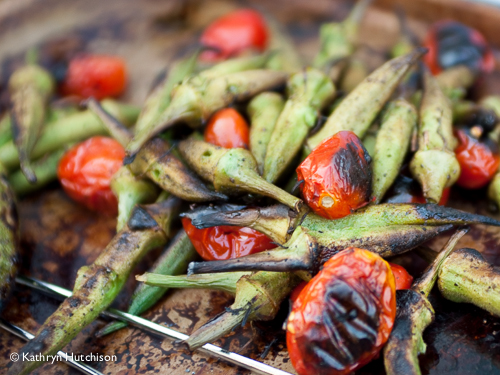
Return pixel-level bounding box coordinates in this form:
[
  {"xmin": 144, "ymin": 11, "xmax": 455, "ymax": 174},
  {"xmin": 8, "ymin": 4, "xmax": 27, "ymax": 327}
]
[
  {"xmin": 15, "ymin": 275, "xmax": 293, "ymax": 375},
  {"xmin": 0, "ymin": 318, "xmax": 104, "ymax": 375}
]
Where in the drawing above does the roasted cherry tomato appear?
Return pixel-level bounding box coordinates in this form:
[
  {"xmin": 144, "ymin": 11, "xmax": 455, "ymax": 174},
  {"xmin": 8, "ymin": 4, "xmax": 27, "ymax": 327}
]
[
  {"xmin": 200, "ymin": 9, "xmax": 268, "ymax": 61},
  {"xmin": 61, "ymin": 55, "xmax": 127, "ymax": 99},
  {"xmin": 58, "ymin": 136, "xmax": 125, "ymax": 215},
  {"xmin": 287, "ymin": 248, "xmax": 396, "ymax": 375},
  {"xmin": 385, "ymin": 175, "xmax": 450, "ymax": 206},
  {"xmin": 455, "ymin": 129, "xmax": 500, "ymax": 189},
  {"xmin": 423, "ymin": 21, "xmax": 494, "ymax": 75},
  {"xmin": 289, "ymin": 281, "xmax": 308, "ymax": 303},
  {"xmin": 182, "ymin": 218, "xmax": 275, "ymax": 261},
  {"xmin": 389, "ymin": 263, "xmax": 413, "ymax": 290},
  {"xmin": 204, "ymin": 108, "xmax": 250, "ymax": 149},
  {"xmin": 297, "ymin": 131, "xmax": 372, "ymax": 220}
]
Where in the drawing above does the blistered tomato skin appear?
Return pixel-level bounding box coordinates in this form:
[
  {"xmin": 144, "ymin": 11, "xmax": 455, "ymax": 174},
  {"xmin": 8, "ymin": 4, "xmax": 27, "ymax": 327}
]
[
  {"xmin": 57, "ymin": 136, "xmax": 125, "ymax": 215},
  {"xmin": 200, "ymin": 9, "xmax": 268, "ymax": 61},
  {"xmin": 61, "ymin": 55, "xmax": 127, "ymax": 99},
  {"xmin": 423, "ymin": 21, "xmax": 494, "ymax": 75},
  {"xmin": 389, "ymin": 263, "xmax": 413, "ymax": 290},
  {"xmin": 204, "ymin": 108, "xmax": 250, "ymax": 149},
  {"xmin": 455, "ymin": 130, "xmax": 500, "ymax": 189},
  {"xmin": 182, "ymin": 218, "xmax": 275, "ymax": 261},
  {"xmin": 286, "ymin": 248, "xmax": 396, "ymax": 375},
  {"xmin": 297, "ymin": 131, "xmax": 372, "ymax": 220}
]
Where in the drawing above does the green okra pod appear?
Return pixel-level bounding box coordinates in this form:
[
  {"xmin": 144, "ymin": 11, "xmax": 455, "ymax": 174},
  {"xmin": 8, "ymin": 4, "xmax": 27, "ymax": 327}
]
[
  {"xmin": 183, "ymin": 271, "xmax": 301, "ymax": 349},
  {"xmin": 130, "ymin": 137, "xmax": 228, "ymax": 202},
  {"xmin": 248, "ymin": 92, "xmax": 285, "ymax": 175},
  {"xmin": 339, "ymin": 57, "xmax": 368, "ymax": 93},
  {"xmin": 435, "ymin": 65, "xmax": 475, "ymax": 100},
  {"xmin": 183, "ymin": 202, "xmax": 500, "ymax": 246},
  {"xmin": 438, "ymin": 247, "xmax": 500, "ymax": 317},
  {"xmin": 264, "ymin": 14, "xmax": 303, "ymax": 73},
  {"xmin": 0, "ymin": 163, "xmax": 19, "ymax": 312},
  {"xmin": 125, "ymin": 61, "xmax": 287, "ymax": 159},
  {"xmin": 410, "ymin": 69, "xmax": 460, "ymax": 203},
  {"xmin": 263, "ymin": 68, "xmax": 335, "ymax": 183},
  {"xmin": 313, "ymin": 0, "xmax": 371, "ymax": 72},
  {"xmin": 177, "ymin": 138, "xmax": 303, "ymax": 211},
  {"xmin": 7, "ymin": 197, "xmax": 180, "ymax": 375},
  {"xmin": 372, "ymin": 99, "xmax": 417, "ymax": 203},
  {"xmin": 0, "ymin": 100, "xmax": 139, "ymax": 171},
  {"xmin": 9, "ymin": 63, "xmax": 55, "ymax": 183},
  {"xmin": 136, "ymin": 269, "xmax": 249, "ymax": 295},
  {"xmin": 384, "ymin": 228, "xmax": 467, "ymax": 375},
  {"xmin": 306, "ymin": 48, "xmax": 425, "ymax": 152},
  {"xmin": 188, "ymin": 224, "xmax": 453, "ymax": 277},
  {"xmin": 8, "ymin": 147, "xmax": 68, "ymax": 196},
  {"xmin": 96, "ymin": 229, "xmax": 200, "ymax": 336}
]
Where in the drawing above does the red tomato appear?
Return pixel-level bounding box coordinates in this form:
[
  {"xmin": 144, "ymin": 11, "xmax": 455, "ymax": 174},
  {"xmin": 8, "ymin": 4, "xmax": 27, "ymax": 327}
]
[
  {"xmin": 289, "ymin": 281, "xmax": 308, "ymax": 303},
  {"xmin": 455, "ymin": 130, "xmax": 500, "ymax": 189},
  {"xmin": 287, "ymin": 248, "xmax": 396, "ymax": 375},
  {"xmin": 58, "ymin": 136, "xmax": 125, "ymax": 215},
  {"xmin": 385, "ymin": 176, "xmax": 450, "ymax": 206},
  {"xmin": 200, "ymin": 9, "xmax": 268, "ymax": 61},
  {"xmin": 61, "ymin": 55, "xmax": 127, "ymax": 99},
  {"xmin": 297, "ymin": 131, "xmax": 372, "ymax": 220},
  {"xmin": 388, "ymin": 263, "xmax": 413, "ymax": 290},
  {"xmin": 204, "ymin": 108, "xmax": 250, "ymax": 149},
  {"xmin": 182, "ymin": 218, "xmax": 275, "ymax": 261},
  {"xmin": 423, "ymin": 21, "xmax": 494, "ymax": 75}
]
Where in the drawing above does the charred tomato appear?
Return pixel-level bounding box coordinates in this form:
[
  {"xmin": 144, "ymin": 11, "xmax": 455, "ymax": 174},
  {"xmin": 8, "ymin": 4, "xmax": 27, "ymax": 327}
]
[
  {"xmin": 182, "ymin": 218, "xmax": 275, "ymax": 261},
  {"xmin": 286, "ymin": 248, "xmax": 396, "ymax": 375},
  {"xmin": 385, "ymin": 175, "xmax": 450, "ymax": 206},
  {"xmin": 297, "ymin": 131, "xmax": 372, "ymax": 220},
  {"xmin": 389, "ymin": 263, "xmax": 413, "ymax": 290},
  {"xmin": 423, "ymin": 21, "xmax": 494, "ymax": 75}
]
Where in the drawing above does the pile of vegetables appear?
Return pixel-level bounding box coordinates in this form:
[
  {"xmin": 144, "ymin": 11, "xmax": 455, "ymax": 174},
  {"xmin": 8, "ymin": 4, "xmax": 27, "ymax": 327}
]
[{"xmin": 2, "ymin": 1, "xmax": 500, "ymax": 374}]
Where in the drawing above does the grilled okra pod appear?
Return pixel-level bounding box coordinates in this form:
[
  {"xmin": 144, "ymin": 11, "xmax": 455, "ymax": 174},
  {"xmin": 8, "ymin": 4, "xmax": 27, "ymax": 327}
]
[
  {"xmin": 0, "ymin": 163, "xmax": 19, "ymax": 312},
  {"xmin": 306, "ymin": 48, "xmax": 425, "ymax": 152},
  {"xmin": 248, "ymin": 92, "xmax": 285, "ymax": 175},
  {"xmin": 410, "ymin": 69, "xmax": 460, "ymax": 203},
  {"xmin": 372, "ymin": 99, "xmax": 417, "ymax": 203},
  {"xmin": 384, "ymin": 228, "xmax": 467, "ymax": 375},
  {"xmin": 313, "ymin": 0, "xmax": 371, "ymax": 72},
  {"xmin": 125, "ymin": 55, "xmax": 287, "ymax": 158},
  {"xmin": 7, "ymin": 197, "xmax": 180, "ymax": 375},
  {"xmin": 265, "ymin": 14, "xmax": 303, "ymax": 72},
  {"xmin": 0, "ymin": 100, "xmax": 139, "ymax": 171},
  {"xmin": 263, "ymin": 68, "xmax": 335, "ymax": 183},
  {"xmin": 438, "ymin": 248, "xmax": 500, "ymax": 317},
  {"xmin": 178, "ymin": 138, "xmax": 303, "ymax": 211},
  {"xmin": 9, "ymin": 63, "xmax": 55, "ymax": 183},
  {"xmin": 183, "ymin": 271, "xmax": 301, "ymax": 350},
  {"xmin": 339, "ymin": 57, "xmax": 368, "ymax": 93},
  {"xmin": 96, "ymin": 229, "xmax": 199, "ymax": 336}
]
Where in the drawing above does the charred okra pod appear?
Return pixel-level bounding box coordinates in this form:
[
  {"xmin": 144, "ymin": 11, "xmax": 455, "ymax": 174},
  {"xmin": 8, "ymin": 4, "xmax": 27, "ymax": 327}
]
[
  {"xmin": 9, "ymin": 63, "xmax": 55, "ymax": 182},
  {"xmin": 0, "ymin": 100, "xmax": 139, "ymax": 171},
  {"xmin": 0, "ymin": 163, "xmax": 19, "ymax": 312},
  {"xmin": 410, "ymin": 69, "xmax": 460, "ymax": 203},
  {"xmin": 438, "ymin": 248, "xmax": 500, "ymax": 317},
  {"xmin": 130, "ymin": 138, "xmax": 227, "ymax": 202},
  {"xmin": 96, "ymin": 229, "xmax": 199, "ymax": 336},
  {"xmin": 8, "ymin": 147, "xmax": 68, "ymax": 196},
  {"xmin": 160, "ymin": 271, "xmax": 301, "ymax": 350},
  {"xmin": 384, "ymin": 228, "xmax": 467, "ymax": 375},
  {"xmin": 263, "ymin": 68, "xmax": 335, "ymax": 183},
  {"xmin": 372, "ymin": 99, "xmax": 417, "ymax": 203},
  {"xmin": 306, "ymin": 48, "xmax": 425, "ymax": 152},
  {"xmin": 184, "ymin": 203, "xmax": 498, "ymax": 245},
  {"xmin": 125, "ymin": 55, "xmax": 287, "ymax": 159},
  {"xmin": 313, "ymin": 0, "xmax": 371, "ymax": 72},
  {"xmin": 178, "ymin": 138, "xmax": 303, "ymax": 211},
  {"xmin": 7, "ymin": 197, "xmax": 180, "ymax": 375},
  {"xmin": 248, "ymin": 92, "xmax": 285, "ymax": 175}
]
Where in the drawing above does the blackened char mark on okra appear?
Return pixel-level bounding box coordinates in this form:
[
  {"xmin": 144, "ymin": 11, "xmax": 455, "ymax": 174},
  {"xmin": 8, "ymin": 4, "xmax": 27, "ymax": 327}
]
[
  {"xmin": 383, "ymin": 228, "xmax": 467, "ymax": 375},
  {"xmin": 7, "ymin": 197, "xmax": 180, "ymax": 375}
]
